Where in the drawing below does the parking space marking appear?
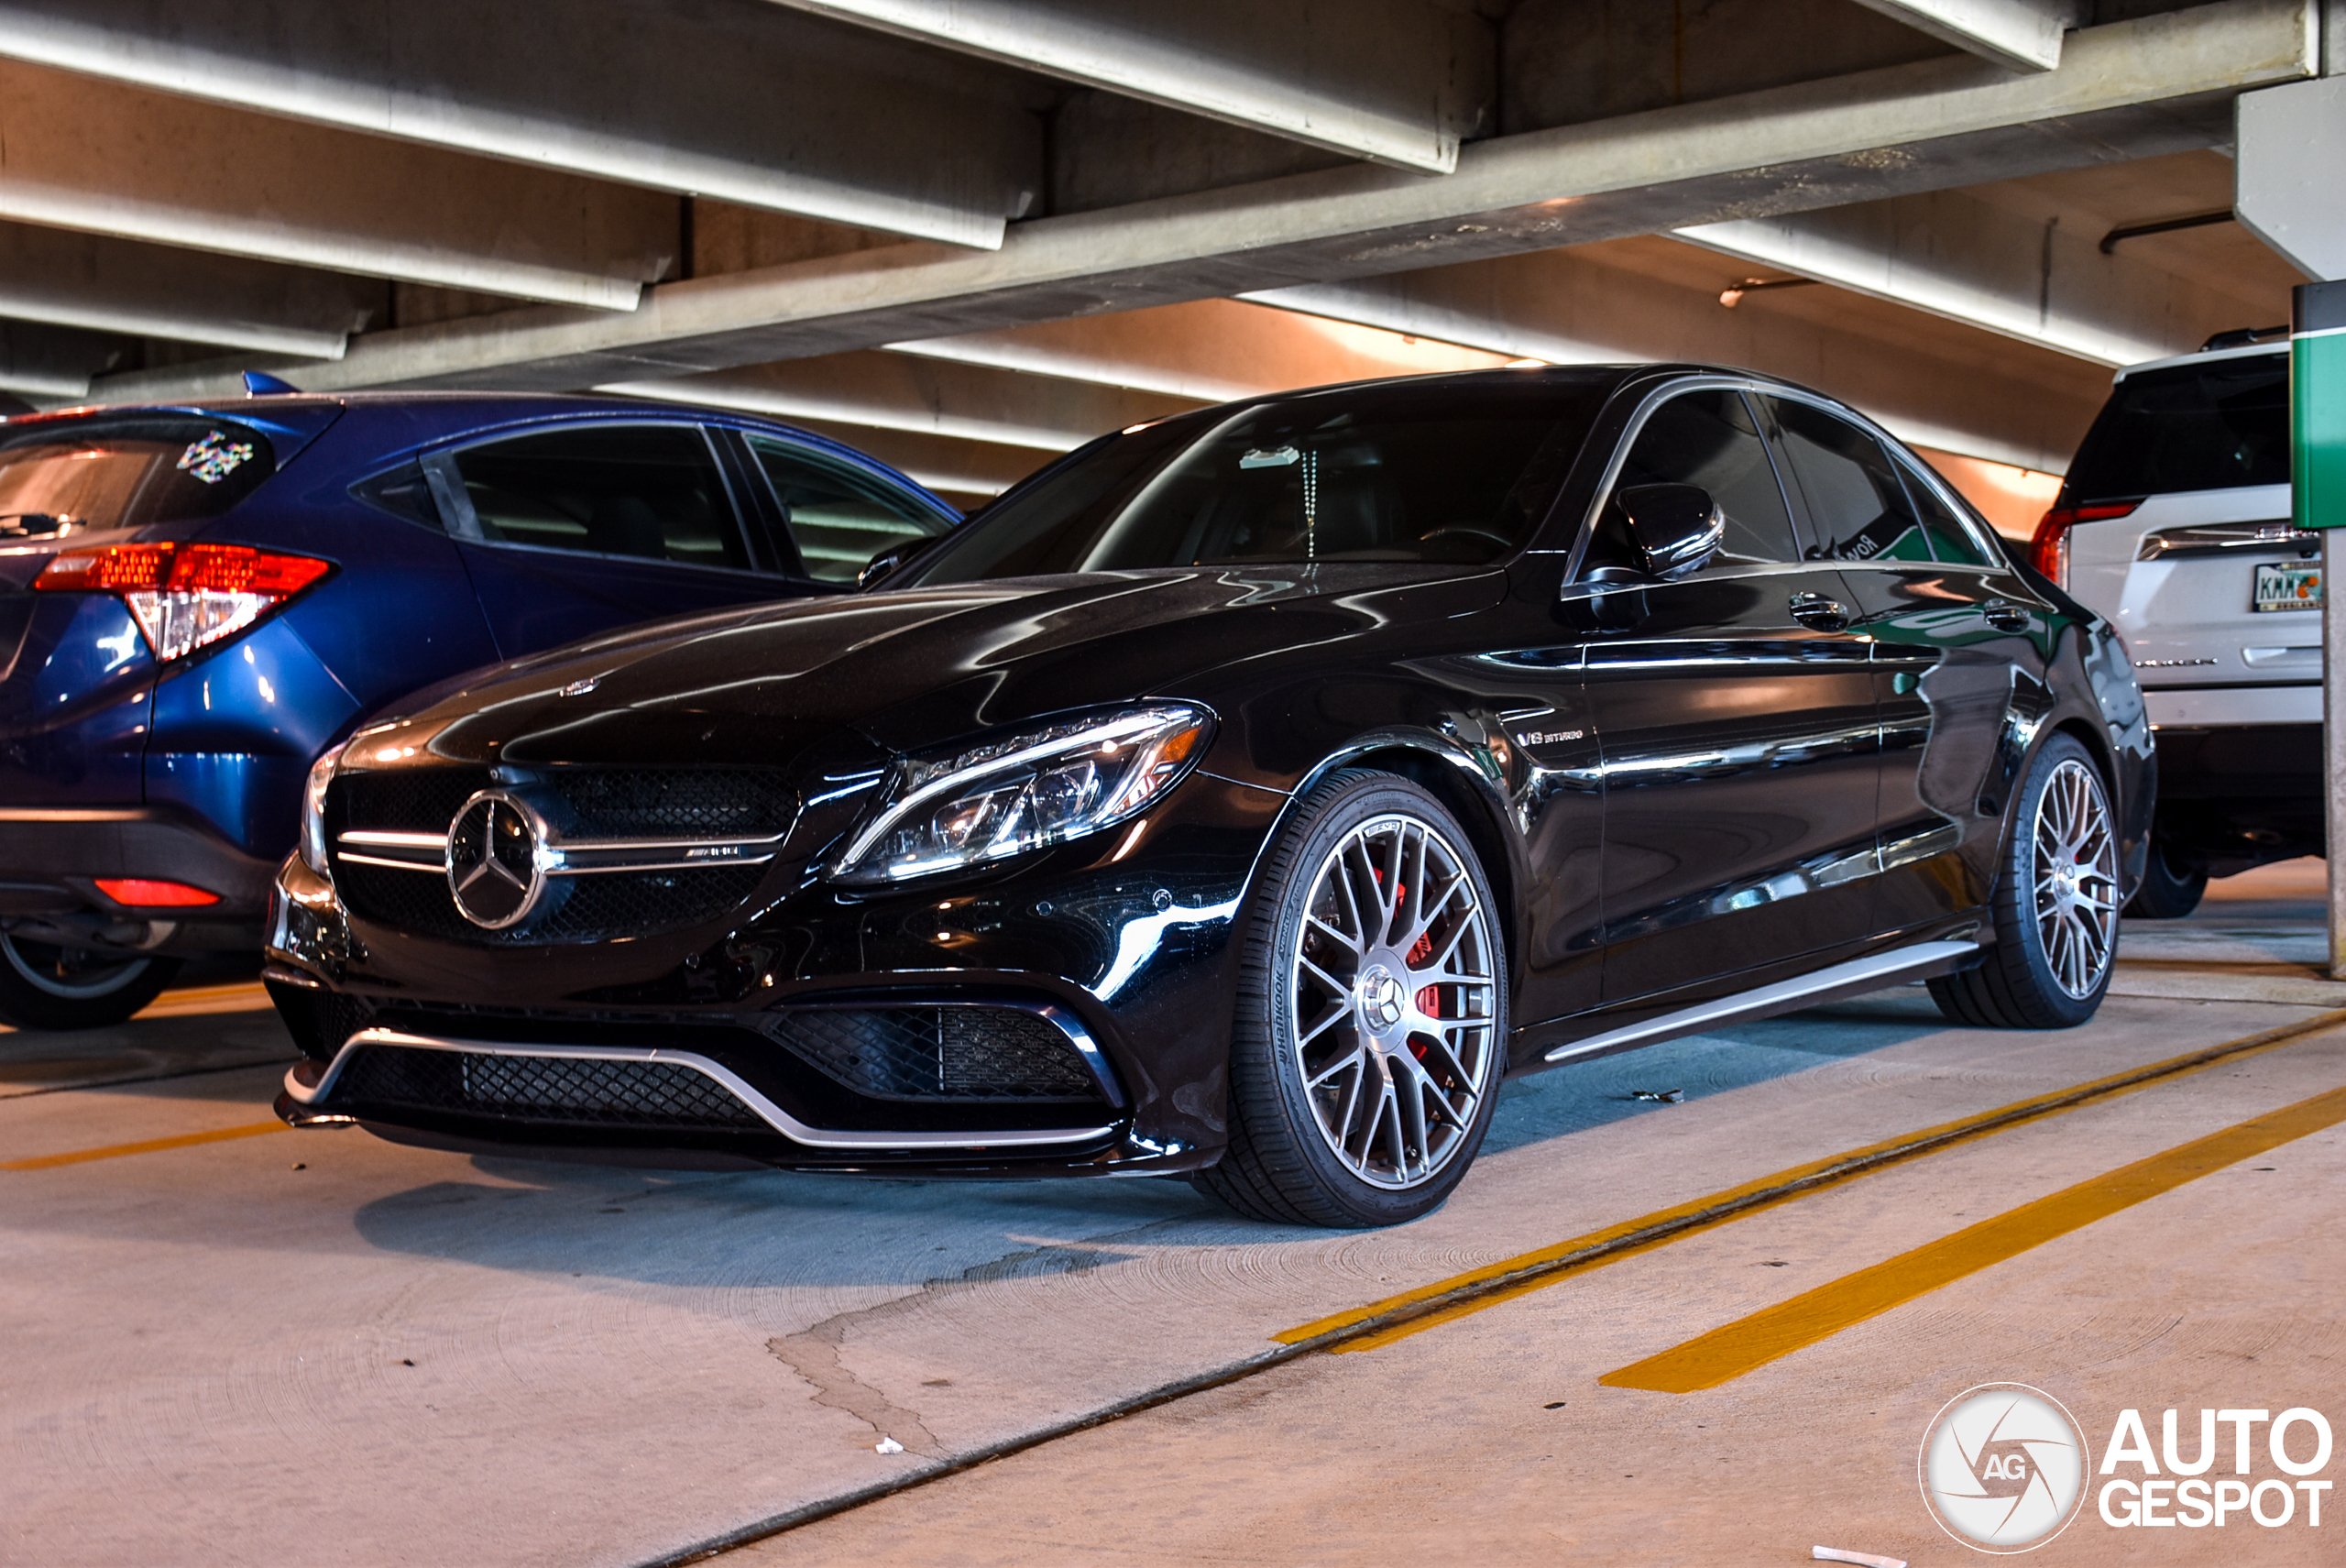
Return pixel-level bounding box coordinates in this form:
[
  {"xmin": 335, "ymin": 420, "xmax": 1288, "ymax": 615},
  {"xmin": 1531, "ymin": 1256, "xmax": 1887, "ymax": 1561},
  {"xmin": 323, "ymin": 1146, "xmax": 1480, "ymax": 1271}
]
[
  {"xmin": 1601, "ymin": 1079, "xmax": 2346, "ymax": 1392},
  {"xmin": 0, "ymin": 1120, "xmax": 289, "ymax": 1171},
  {"xmin": 1276, "ymin": 1007, "xmax": 2346, "ymax": 1355}
]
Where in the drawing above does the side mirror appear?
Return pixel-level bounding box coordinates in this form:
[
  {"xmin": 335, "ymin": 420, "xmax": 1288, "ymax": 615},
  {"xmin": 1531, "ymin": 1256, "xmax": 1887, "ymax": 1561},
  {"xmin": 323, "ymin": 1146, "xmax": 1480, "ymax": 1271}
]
[
  {"xmin": 1616, "ymin": 484, "xmax": 1724, "ymax": 580},
  {"xmin": 857, "ymin": 542, "xmax": 914, "ymax": 589}
]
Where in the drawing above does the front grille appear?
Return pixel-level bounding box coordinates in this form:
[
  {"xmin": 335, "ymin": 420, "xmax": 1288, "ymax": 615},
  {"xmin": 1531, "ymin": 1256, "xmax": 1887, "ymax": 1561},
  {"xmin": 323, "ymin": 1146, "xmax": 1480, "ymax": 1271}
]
[
  {"xmin": 336, "ymin": 860, "xmax": 769, "ymax": 945},
  {"xmin": 769, "ymin": 1006, "xmax": 1103, "ymax": 1102},
  {"xmin": 328, "ymin": 1043, "xmax": 766, "ymax": 1129},
  {"xmin": 329, "ymin": 764, "xmax": 793, "ymax": 945},
  {"xmin": 334, "ymin": 766, "xmax": 795, "ymax": 839}
]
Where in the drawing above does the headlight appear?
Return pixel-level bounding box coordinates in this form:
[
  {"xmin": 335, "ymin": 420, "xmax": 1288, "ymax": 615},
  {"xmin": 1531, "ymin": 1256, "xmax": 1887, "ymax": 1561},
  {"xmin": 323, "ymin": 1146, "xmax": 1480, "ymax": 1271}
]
[
  {"xmin": 829, "ymin": 704, "xmax": 1213, "ymax": 886},
  {"xmin": 298, "ymin": 740, "xmax": 346, "ymax": 876}
]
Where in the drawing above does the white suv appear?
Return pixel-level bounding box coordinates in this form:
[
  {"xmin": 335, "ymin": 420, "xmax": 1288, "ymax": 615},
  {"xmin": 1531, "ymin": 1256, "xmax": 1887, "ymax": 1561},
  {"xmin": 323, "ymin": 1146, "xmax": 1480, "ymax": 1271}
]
[{"xmin": 2032, "ymin": 332, "xmax": 2308, "ymax": 917}]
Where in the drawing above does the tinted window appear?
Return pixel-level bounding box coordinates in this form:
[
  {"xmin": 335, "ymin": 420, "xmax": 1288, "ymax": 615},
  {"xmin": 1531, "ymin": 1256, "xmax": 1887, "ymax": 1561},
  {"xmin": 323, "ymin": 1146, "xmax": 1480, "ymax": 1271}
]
[
  {"xmin": 2063, "ymin": 355, "xmax": 2288, "ymax": 504},
  {"xmin": 451, "ymin": 425, "xmax": 747, "ymax": 570},
  {"xmin": 1766, "ymin": 399, "xmax": 1935, "ymax": 564},
  {"xmin": 1586, "ymin": 389, "xmax": 1798, "ymax": 570},
  {"xmin": 746, "ymin": 435, "xmax": 951, "ymax": 585},
  {"xmin": 901, "ymin": 378, "xmax": 1607, "ymax": 585},
  {"xmin": 0, "ymin": 416, "xmax": 274, "ymax": 539},
  {"xmin": 1896, "ymin": 459, "xmax": 1998, "ymax": 567}
]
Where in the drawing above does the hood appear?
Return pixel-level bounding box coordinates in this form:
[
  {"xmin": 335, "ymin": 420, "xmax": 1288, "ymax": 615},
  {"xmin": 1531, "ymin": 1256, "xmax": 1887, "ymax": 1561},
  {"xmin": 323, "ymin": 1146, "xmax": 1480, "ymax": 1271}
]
[{"xmin": 383, "ymin": 565, "xmax": 1507, "ymax": 768}]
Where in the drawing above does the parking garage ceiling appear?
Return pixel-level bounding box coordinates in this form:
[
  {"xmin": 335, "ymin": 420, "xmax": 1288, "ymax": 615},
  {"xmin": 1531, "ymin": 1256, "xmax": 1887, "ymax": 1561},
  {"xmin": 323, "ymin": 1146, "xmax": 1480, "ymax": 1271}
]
[{"xmin": 0, "ymin": 0, "xmax": 2330, "ymax": 511}]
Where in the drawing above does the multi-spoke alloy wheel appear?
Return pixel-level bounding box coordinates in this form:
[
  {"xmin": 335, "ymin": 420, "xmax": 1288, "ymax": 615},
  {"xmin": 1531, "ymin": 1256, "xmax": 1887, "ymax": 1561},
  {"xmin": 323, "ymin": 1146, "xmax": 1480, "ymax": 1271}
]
[
  {"xmin": 2030, "ymin": 757, "xmax": 2118, "ymax": 1000},
  {"xmin": 1927, "ymin": 733, "xmax": 2120, "ymax": 1031},
  {"xmin": 1290, "ymin": 814, "xmax": 1498, "ymax": 1189},
  {"xmin": 1196, "ymin": 771, "xmax": 1508, "ymax": 1227}
]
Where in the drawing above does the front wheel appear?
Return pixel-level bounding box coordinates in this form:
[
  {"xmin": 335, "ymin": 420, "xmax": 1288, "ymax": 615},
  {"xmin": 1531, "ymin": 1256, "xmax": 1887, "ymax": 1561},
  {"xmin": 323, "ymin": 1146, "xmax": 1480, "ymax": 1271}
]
[
  {"xmin": 1928, "ymin": 734, "xmax": 2119, "ymax": 1029},
  {"xmin": 1193, "ymin": 771, "xmax": 1507, "ymax": 1227},
  {"xmin": 0, "ymin": 933, "xmax": 180, "ymax": 1030}
]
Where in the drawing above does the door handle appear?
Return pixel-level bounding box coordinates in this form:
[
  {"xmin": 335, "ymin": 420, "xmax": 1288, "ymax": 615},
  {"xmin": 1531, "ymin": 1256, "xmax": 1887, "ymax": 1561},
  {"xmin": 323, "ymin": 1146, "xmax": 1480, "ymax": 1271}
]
[
  {"xmin": 1982, "ymin": 598, "xmax": 2031, "ymax": 632},
  {"xmin": 1788, "ymin": 591, "xmax": 1849, "ymax": 632}
]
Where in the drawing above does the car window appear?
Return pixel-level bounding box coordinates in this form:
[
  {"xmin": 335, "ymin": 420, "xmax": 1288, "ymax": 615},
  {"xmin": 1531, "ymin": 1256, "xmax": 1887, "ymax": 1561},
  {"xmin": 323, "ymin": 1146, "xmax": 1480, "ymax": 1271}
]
[
  {"xmin": 2061, "ymin": 354, "xmax": 2288, "ymax": 504},
  {"xmin": 0, "ymin": 416, "xmax": 274, "ymax": 539},
  {"xmin": 1584, "ymin": 389, "xmax": 1799, "ymax": 572},
  {"xmin": 1764, "ymin": 398, "xmax": 1935, "ymax": 564},
  {"xmin": 449, "ymin": 424, "xmax": 748, "ymax": 571},
  {"xmin": 901, "ymin": 378, "xmax": 1608, "ymax": 584},
  {"xmin": 744, "ymin": 434, "xmax": 951, "ymax": 585},
  {"xmin": 1895, "ymin": 459, "xmax": 1999, "ymax": 567}
]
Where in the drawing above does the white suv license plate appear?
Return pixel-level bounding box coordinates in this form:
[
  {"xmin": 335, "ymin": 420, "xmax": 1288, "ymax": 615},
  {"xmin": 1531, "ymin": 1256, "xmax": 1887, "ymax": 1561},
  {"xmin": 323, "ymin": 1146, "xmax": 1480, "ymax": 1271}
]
[{"xmin": 2253, "ymin": 561, "xmax": 2323, "ymax": 613}]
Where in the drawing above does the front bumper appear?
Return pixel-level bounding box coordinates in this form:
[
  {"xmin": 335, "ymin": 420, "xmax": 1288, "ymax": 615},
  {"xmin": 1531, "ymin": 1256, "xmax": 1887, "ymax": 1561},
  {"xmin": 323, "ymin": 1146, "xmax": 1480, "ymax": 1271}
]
[
  {"xmin": 262, "ymin": 766, "xmax": 1277, "ymax": 1174},
  {"xmin": 0, "ymin": 806, "xmax": 278, "ymax": 955}
]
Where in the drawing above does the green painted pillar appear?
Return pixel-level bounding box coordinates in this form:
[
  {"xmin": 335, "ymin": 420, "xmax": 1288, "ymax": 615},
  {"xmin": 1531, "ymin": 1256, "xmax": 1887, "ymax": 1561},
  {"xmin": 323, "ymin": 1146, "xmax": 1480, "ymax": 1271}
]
[{"xmin": 2299, "ymin": 281, "xmax": 2346, "ymax": 976}]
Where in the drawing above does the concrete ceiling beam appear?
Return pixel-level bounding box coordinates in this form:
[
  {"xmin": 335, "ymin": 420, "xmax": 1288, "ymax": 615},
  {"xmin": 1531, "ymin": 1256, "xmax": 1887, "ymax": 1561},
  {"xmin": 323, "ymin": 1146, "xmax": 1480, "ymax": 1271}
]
[
  {"xmin": 0, "ymin": 0, "xmax": 1039, "ymax": 250},
  {"xmin": 0, "ymin": 221, "xmax": 378, "ymax": 360},
  {"xmin": 1242, "ymin": 244, "xmax": 2111, "ymax": 474},
  {"xmin": 886, "ymin": 299, "xmax": 1514, "ymax": 404},
  {"xmin": 767, "ymin": 0, "xmax": 1490, "ymax": 174},
  {"xmin": 90, "ymin": 1, "xmax": 2314, "ymax": 404},
  {"xmin": 0, "ymin": 60, "xmax": 677, "ymax": 310},
  {"xmin": 1851, "ymin": 1, "xmax": 2088, "ymax": 73},
  {"xmin": 1674, "ymin": 180, "xmax": 2274, "ymax": 367},
  {"xmin": 0, "ymin": 320, "xmax": 128, "ymax": 400},
  {"xmin": 600, "ymin": 351, "xmax": 1197, "ymax": 455}
]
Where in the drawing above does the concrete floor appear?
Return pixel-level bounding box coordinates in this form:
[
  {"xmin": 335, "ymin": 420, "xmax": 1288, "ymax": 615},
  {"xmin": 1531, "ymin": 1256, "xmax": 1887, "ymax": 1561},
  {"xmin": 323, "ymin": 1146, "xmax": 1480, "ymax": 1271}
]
[{"xmin": 4, "ymin": 863, "xmax": 2341, "ymax": 1566}]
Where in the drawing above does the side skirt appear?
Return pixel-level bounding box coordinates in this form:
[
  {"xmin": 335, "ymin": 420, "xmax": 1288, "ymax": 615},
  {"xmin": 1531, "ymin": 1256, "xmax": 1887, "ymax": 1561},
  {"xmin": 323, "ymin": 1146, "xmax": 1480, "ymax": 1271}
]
[{"xmin": 1539, "ymin": 938, "xmax": 1980, "ymax": 1068}]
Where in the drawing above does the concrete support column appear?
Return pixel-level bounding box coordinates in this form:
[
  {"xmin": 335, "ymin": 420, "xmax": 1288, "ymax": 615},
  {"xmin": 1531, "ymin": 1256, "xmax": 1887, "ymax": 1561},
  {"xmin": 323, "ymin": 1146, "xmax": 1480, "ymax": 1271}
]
[{"xmin": 2295, "ymin": 282, "xmax": 2346, "ymax": 975}]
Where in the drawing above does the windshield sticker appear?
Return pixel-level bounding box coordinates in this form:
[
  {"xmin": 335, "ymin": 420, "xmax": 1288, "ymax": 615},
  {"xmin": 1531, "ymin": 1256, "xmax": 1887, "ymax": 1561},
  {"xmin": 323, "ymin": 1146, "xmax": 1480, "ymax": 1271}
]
[
  {"xmin": 177, "ymin": 431, "xmax": 256, "ymax": 485},
  {"xmin": 1239, "ymin": 444, "xmax": 1299, "ymax": 469}
]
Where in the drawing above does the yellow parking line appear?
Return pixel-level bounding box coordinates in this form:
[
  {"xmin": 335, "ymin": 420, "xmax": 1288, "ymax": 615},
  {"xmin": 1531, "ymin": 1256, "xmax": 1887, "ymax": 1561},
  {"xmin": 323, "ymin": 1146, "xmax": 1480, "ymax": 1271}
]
[
  {"xmin": 1601, "ymin": 1080, "xmax": 2346, "ymax": 1392},
  {"xmin": 1, "ymin": 1121, "xmax": 289, "ymax": 1170},
  {"xmin": 135, "ymin": 981, "xmax": 274, "ymax": 1019},
  {"xmin": 1273, "ymin": 1007, "xmax": 2346, "ymax": 1355}
]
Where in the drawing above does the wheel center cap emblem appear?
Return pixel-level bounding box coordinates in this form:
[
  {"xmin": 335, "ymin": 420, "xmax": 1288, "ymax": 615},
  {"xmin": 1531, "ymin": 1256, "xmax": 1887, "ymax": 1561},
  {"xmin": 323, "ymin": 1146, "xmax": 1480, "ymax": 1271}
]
[
  {"xmin": 446, "ymin": 791, "xmax": 545, "ymax": 929},
  {"xmin": 1357, "ymin": 965, "xmax": 1406, "ymax": 1030}
]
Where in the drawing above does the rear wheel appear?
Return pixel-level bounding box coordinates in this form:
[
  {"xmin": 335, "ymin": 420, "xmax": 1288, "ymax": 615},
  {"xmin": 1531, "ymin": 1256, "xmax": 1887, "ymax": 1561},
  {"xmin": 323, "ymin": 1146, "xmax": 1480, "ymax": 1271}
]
[
  {"xmin": 1193, "ymin": 771, "xmax": 1507, "ymax": 1227},
  {"xmin": 1928, "ymin": 734, "xmax": 2118, "ymax": 1029},
  {"xmin": 0, "ymin": 933, "xmax": 179, "ymax": 1030},
  {"xmin": 2121, "ymin": 835, "xmax": 2206, "ymax": 920}
]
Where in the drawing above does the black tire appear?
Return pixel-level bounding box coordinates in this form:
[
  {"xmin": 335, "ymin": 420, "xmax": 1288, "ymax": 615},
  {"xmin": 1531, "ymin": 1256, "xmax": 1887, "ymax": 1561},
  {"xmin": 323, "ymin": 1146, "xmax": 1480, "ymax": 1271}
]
[
  {"xmin": 2121, "ymin": 836, "xmax": 2207, "ymax": 920},
  {"xmin": 0, "ymin": 933, "xmax": 180, "ymax": 1030},
  {"xmin": 1928, "ymin": 733, "xmax": 2119, "ymax": 1029},
  {"xmin": 1193, "ymin": 770, "xmax": 1508, "ymax": 1227}
]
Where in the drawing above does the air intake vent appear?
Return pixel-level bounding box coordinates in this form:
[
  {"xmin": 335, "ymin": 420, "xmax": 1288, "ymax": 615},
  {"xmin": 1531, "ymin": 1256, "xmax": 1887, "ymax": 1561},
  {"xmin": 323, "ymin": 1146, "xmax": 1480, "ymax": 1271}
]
[
  {"xmin": 329, "ymin": 1044, "xmax": 766, "ymax": 1130},
  {"xmin": 768, "ymin": 1006, "xmax": 1105, "ymax": 1102}
]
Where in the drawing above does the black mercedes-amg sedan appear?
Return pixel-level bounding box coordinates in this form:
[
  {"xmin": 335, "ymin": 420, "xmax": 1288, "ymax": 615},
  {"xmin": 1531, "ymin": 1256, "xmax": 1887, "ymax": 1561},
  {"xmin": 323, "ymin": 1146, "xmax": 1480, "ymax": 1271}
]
[{"xmin": 265, "ymin": 365, "xmax": 2150, "ymax": 1227}]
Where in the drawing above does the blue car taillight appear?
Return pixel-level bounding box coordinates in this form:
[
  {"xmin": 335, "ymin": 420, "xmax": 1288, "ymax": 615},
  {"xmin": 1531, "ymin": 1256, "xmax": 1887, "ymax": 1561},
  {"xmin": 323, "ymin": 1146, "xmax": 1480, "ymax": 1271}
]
[{"xmin": 33, "ymin": 541, "xmax": 330, "ymax": 663}]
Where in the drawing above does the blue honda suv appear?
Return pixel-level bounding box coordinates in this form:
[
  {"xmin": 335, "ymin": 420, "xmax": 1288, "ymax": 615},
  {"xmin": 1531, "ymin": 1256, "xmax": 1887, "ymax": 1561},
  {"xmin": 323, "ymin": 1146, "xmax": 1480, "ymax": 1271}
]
[{"xmin": 0, "ymin": 387, "xmax": 957, "ymax": 1027}]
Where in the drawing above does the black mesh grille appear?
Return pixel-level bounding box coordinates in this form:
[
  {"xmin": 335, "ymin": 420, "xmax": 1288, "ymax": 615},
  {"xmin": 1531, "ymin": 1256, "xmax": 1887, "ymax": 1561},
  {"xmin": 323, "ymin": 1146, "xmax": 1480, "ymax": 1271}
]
[
  {"xmin": 336, "ymin": 770, "xmax": 491, "ymax": 834},
  {"xmin": 329, "ymin": 1044, "xmax": 765, "ymax": 1129},
  {"xmin": 769, "ymin": 1007, "xmax": 1102, "ymax": 1102},
  {"xmin": 334, "ymin": 767, "xmax": 794, "ymax": 839},
  {"xmin": 335, "ymin": 861, "xmax": 769, "ymax": 945}
]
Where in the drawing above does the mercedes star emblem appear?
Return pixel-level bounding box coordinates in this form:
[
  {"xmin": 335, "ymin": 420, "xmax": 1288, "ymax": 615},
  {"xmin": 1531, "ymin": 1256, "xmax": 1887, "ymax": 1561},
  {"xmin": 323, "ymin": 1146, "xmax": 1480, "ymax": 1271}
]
[{"xmin": 445, "ymin": 791, "xmax": 545, "ymax": 929}]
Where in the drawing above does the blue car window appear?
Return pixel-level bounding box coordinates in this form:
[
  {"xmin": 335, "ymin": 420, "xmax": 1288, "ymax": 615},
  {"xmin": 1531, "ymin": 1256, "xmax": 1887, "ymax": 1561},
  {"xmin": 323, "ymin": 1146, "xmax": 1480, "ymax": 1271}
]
[
  {"xmin": 745, "ymin": 434, "xmax": 952, "ymax": 585},
  {"xmin": 0, "ymin": 415, "xmax": 275, "ymax": 538},
  {"xmin": 450, "ymin": 425, "xmax": 749, "ymax": 571}
]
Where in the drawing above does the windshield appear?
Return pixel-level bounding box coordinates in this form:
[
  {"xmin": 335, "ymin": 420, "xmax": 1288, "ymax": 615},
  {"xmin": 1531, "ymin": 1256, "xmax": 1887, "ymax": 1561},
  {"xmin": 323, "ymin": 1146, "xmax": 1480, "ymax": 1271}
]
[
  {"xmin": 2062, "ymin": 354, "xmax": 2288, "ymax": 505},
  {"xmin": 901, "ymin": 377, "xmax": 1610, "ymax": 585},
  {"xmin": 0, "ymin": 416, "xmax": 277, "ymax": 541}
]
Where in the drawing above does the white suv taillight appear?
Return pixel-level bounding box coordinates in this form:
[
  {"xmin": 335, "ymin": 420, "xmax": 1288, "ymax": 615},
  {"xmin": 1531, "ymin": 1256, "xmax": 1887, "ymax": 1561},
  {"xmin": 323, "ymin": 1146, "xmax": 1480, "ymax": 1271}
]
[
  {"xmin": 2029, "ymin": 501, "xmax": 2139, "ymax": 591},
  {"xmin": 33, "ymin": 542, "xmax": 330, "ymax": 662}
]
